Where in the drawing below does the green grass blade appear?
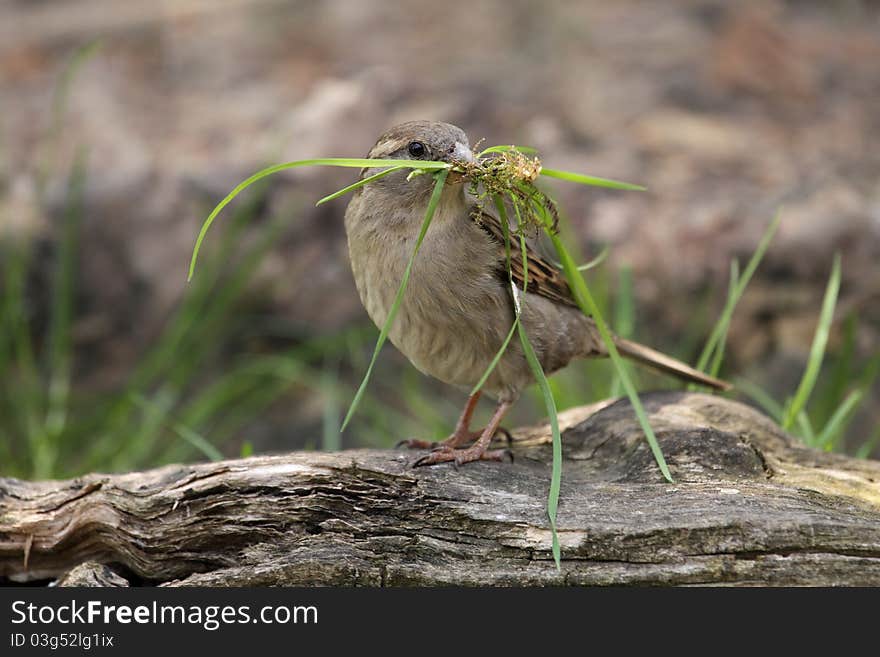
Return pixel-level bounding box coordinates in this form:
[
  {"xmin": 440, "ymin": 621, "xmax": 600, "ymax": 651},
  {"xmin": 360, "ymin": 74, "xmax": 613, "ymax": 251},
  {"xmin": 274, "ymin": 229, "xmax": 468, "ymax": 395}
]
[
  {"xmin": 782, "ymin": 253, "xmax": 841, "ymax": 430},
  {"xmin": 340, "ymin": 169, "xmax": 450, "ymax": 431},
  {"xmin": 188, "ymin": 158, "xmax": 450, "ymax": 280},
  {"xmin": 45, "ymin": 150, "xmax": 86, "ymax": 430},
  {"xmin": 857, "ymin": 354, "xmax": 880, "ymax": 396},
  {"xmin": 551, "ymin": 245, "xmax": 610, "ymax": 273},
  {"xmin": 173, "ymin": 423, "xmax": 224, "ymax": 462},
  {"xmin": 816, "ymin": 389, "xmax": 864, "ymax": 451},
  {"xmin": 707, "ymin": 259, "xmax": 739, "ymax": 378},
  {"xmin": 469, "ymin": 191, "xmax": 562, "ymax": 567},
  {"xmin": 813, "ymin": 313, "xmax": 857, "ymax": 424},
  {"xmin": 501, "ymin": 195, "xmax": 563, "ymax": 568},
  {"xmin": 124, "ymin": 388, "xmax": 175, "ymax": 467},
  {"xmin": 131, "ymin": 392, "xmax": 224, "ymax": 463},
  {"xmin": 796, "ymin": 410, "xmax": 816, "ymax": 446},
  {"xmin": 315, "ymin": 165, "xmax": 407, "ymax": 205},
  {"xmin": 306, "ymin": 158, "xmax": 449, "ymax": 169},
  {"xmin": 168, "ymin": 213, "xmax": 288, "ymax": 385},
  {"xmin": 469, "ymin": 195, "xmax": 522, "ymax": 395},
  {"xmin": 552, "ymin": 232, "xmax": 672, "ymax": 481},
  {"xmin": 89, "ymin": 201, "xmax": 285, "ymax": 469},
  {"xmin": 176, "ymin": 355, "xmax": 304, "ymax": 431},
  {"xmin": 514, "ymin": 182, "xmax": 670, "ymax": 480},
  {"xmin": 576, "ymin": 246, "xmax": 609, "ymax": 272},
  {"xmin": 695, "ymin": 211, "xmax": 781, "ymax": 377},
  {"xmin": 5, "ymin": 236, "xmax": 43, "ymax": 475},
  {"xmin": 471, "ymin": 322, "xmax": 518, "ymax": 396},
  {"xmin": 519, "ymin": 322, "xmax": 563, "ymax": 568},
  {"xmin": 539, "ymin": 168, "xmax": 646, "ymax": 191}
]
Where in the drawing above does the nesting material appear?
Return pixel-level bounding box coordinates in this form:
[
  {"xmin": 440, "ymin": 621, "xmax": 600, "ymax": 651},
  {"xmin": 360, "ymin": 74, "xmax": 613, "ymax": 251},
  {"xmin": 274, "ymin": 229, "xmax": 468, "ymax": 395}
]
[{"xmin": 455, "ymin": 148, "xmax": 559, "ymax": 235}]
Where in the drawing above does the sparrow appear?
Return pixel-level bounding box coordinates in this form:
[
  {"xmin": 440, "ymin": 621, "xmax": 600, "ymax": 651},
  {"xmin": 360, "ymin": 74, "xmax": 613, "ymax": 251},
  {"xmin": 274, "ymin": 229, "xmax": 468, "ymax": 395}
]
[{"xmin": 344, "ymin": 120, "xmax": 729, "ymax": 467}]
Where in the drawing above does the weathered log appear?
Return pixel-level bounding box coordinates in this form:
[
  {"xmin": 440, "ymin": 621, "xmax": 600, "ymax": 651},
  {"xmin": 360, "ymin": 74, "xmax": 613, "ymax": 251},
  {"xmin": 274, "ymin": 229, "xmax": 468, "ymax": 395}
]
[
  {"xmin": 2, "ymin": 392, "xmax": 879, "ymax": 586},
  {"xmin": 55, "ymin": 561, "xmax": 130, "ymax": 587}
]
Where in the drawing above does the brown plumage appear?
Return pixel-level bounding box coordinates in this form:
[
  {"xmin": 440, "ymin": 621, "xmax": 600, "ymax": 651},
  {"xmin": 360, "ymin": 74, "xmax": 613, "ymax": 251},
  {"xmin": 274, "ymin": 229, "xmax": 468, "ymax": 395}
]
[
  {"xmin": 472, "ymin": 208, "xmax": 730, "ymax": 391},
  {"xmin": 344, "ymin": 120, "xmax": 729, "ymax": 467}
]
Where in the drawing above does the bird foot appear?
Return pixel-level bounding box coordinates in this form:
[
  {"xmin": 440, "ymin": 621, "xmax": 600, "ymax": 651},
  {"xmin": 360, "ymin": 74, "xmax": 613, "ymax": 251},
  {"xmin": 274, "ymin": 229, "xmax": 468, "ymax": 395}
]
[
  {"xmin": 412, "ymin": 446, "xmax": 513, "ymax": 468},
  {"xmin": 396, "ymin": 429, "xmax": 482, "ymax": 451},
  {"xmin": 396, "ymin": 426, "xmax": 513, "ymax": 451}
]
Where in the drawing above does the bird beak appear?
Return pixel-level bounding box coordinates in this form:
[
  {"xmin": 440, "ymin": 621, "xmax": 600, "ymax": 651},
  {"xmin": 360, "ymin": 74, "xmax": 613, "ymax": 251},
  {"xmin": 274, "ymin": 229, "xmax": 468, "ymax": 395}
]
[{"xmin": 452, "ymin": 142, "xmax": 475, "ymax": 164}]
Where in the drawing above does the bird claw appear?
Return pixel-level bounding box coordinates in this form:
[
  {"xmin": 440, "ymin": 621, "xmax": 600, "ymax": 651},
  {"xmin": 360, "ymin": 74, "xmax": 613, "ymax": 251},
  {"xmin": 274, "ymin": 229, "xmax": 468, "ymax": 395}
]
[
  {"xmin": 411, "ymin": 447, "xmax": 512, "ymax": 468},
  {"xmin": 399, "ymin": 427, "xmax": 513, "ymax": 453},
  {"xmin": 398, "ymin": 430, "xmax": 481, "ymax": 452},
  {"xmin": 411, "ymin": 451, "xmax": 448, "ymax": 468}
]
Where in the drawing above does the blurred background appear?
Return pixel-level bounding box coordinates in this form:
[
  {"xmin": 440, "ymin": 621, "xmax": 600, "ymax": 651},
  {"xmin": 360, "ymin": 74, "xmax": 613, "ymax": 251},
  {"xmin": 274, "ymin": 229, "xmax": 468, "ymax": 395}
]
[{"xmin": 1, "ymin": 0, "xmax": 878, "ymax": 479}]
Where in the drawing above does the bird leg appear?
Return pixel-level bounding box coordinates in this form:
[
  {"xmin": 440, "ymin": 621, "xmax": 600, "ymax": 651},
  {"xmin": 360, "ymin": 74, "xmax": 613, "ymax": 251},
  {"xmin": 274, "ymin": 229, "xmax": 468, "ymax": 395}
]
[
  {"xmin": 413, "ymin": 400, "xmax": 513, "ymax": 467},
  {"xmin": 397, "ymin": 390, "xmax": 484, "ymax": 450}
]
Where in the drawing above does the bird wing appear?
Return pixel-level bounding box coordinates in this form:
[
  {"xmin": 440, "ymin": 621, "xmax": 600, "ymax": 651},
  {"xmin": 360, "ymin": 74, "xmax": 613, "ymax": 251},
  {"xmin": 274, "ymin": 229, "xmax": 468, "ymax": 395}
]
[
  {"xmin": 470, "ymin": 207, "xmax": 580, "ymax": 309},
  {"xmin": 470, "ymin": 209, "xmax": 732, "ymax": 391}
]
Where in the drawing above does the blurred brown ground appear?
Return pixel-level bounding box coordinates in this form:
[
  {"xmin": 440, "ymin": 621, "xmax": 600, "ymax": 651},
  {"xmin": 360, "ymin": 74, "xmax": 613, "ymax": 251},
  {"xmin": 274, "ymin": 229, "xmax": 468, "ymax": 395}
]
[{"xmin": 1, "ymin": 0, "xmax": 878, "ymax": 452}]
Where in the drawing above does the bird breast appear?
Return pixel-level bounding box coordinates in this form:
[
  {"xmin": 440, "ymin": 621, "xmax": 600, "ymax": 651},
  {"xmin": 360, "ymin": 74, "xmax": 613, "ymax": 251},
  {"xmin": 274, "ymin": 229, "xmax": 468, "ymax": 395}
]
[
  {"xmin": 345, "ymin": 192, "xmax": 528, "ymax": 398},
  {"xmin": 344, "ymin": 187, "xmax": 600, "ymax": 401}
]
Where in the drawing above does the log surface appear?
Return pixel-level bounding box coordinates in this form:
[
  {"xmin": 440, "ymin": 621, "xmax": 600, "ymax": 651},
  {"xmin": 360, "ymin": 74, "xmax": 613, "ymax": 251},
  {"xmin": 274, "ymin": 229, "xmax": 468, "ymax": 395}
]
[{"xmin": 2, "ymin": 392, "xmax": 879, "ymax": 586}]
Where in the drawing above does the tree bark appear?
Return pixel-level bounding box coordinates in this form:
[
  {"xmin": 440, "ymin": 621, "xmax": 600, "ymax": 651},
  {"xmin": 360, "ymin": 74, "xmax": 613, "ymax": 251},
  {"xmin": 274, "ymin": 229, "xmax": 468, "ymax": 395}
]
[{"xmin": 2, "ymin": 392, "xmax": 879, "ymax": 586}]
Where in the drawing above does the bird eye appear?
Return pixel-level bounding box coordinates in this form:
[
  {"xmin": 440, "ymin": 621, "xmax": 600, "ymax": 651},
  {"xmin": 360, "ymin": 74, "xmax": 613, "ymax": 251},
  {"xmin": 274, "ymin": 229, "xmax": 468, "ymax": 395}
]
[{"xmin": 407, "ymin": 141, "xmax": 427, "ymax": 158}]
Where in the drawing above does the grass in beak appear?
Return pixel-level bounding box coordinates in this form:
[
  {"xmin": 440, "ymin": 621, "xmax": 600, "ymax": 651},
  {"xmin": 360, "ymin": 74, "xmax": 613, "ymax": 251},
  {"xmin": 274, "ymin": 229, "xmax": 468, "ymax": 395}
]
[
  {"xmin": 467, "ymin": 196, "xmax": 525, "ymax": 396},
  {"xmin": 188, "ymin": 158, "xmax": 450, "ymax": 280},
  {"xmin": 469, "ymin": 193, "xmax": 564, "ymax": 568}
]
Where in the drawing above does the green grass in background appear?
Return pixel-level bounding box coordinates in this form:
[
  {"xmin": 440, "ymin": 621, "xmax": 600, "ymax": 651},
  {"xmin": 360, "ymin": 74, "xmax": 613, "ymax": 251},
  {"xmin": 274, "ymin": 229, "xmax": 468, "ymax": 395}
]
[
  {"xmin": 3, "ymin": 42, "xmax": 877, "ymax": 487},
  {"xmin": 0, "ymin": 166, "xmax": 336, "ymax": 478},
  {"xmin": 3, "ymin": 188, "xmax": 873, "ymax": 480}
]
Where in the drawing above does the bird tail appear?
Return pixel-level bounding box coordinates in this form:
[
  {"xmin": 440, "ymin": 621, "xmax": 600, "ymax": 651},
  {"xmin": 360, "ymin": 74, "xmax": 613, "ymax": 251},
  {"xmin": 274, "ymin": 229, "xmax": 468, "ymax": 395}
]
[{"xmin": 613, "ymin": 337, "xmax": 732, "ymax": 391}]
